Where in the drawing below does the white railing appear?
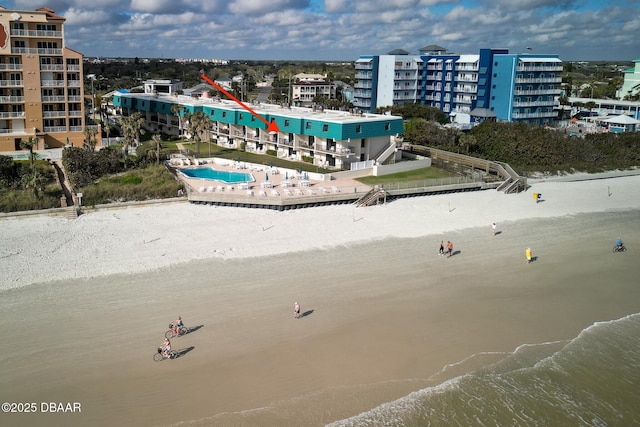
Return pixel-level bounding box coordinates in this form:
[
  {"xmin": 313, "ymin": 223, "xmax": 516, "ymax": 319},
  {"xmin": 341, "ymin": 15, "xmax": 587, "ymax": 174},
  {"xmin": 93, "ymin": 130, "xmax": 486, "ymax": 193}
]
[
  {"xmin": 43, "ymin": 111, "xmax": 67, "ymax": 118},
  {"xmin": 42, "ymin": 96, "xmax": 66, "ymax": 102},
  {"xmin": 40, "ymin": 64, "xmax": 64, "ymax": 71},
  {"xmin": 10, "ymin": 29, "xmax": 62, "ymax": 38},
  {"xmin": 41, "ymin": 80, "xmax": 65, "ymax": 87},
  {"xmin": 0, "ymin": 96, "xmax": 24, "ymax": 102},
  {"xmin": 0, "ymin": 80, "xmax": 23, "ymax": 86},
  {"xmin": 43, "ymin": 126, "xmax": 67, "ymax": 133},
  {"xmin": 0, "ymin": 112, "xmax": 25, "ymax": 118},
  {"xmin": 0, "ymin": 63, "xmax": 22, "ymax": 70}
]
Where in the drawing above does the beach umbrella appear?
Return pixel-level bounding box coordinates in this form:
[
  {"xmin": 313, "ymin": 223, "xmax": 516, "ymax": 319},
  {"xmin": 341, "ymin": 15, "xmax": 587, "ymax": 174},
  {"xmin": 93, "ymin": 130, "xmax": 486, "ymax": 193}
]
[
  {"xmin": 237, "ymin": 155, "xmax": 241, "ymax": 163},
  {"xmin": 299, "ymin": 166, "xmax": 303, "ymax": 173},
  {"xmin": 269, "ymin": 161, "xmax": 273, "ymax": 168},
  {"xmin": 304, "ymin": 171, "xmax": 308, "ymax": 180},
  {"xmin": 285, "ymin": 171, "xmax": 288, "ymax": 180},
  {"xmin": 265, "ymin": 173, "xmax": 269, "ymax": 181}
]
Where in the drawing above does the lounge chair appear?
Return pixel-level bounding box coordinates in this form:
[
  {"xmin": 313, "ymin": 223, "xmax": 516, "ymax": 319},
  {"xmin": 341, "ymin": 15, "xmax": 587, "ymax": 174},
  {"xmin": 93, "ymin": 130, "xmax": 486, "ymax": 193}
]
[
  {"xmin": 246, "ymin": 190, "xmax": 254, "ymax": 196},
  {"xmin": 332, "ymin": 186, "xmax": 341, "ymax": 193},
  {"xmin": 199, "ymin": 186, "xmax": 206, "ymax": 192},
  {"xmin": 207, "ymin": 186, "xmax": 215, "ymax": 192},
  {"xmin": 307, "ymin": 189, "xmax": 316, "ymax": 195},
  {"xmin": 259, "ymin": 190, "xmax": 267, "ymax": 196},
  {"xmin": 217, "ymin": 185, "xmax": 224, "ymax": 192},
  {"xmin": 320, "ymin": 187, "xmax": 330, "ymax": 194},
  {"xmin": 227, "ymin": 185, "xmax": 234, "ymax": 191},
  {"xmin": 271, "ymin": 189, "xmax": 280, "ymax": 196},
  {"xmin": 295, "ymin": 189, "xmax": 304, "ymax": 196},
  {"xmin": 284, "ymin": 189, "xmax": 293, "ymax": 196}
]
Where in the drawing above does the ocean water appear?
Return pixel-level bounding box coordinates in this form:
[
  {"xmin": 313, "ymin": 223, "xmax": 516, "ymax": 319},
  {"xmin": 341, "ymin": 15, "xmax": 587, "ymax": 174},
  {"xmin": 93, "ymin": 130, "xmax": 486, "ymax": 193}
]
[{"xmin": 329, "ymin": 313, "xmax": 640, "ymax": 427}]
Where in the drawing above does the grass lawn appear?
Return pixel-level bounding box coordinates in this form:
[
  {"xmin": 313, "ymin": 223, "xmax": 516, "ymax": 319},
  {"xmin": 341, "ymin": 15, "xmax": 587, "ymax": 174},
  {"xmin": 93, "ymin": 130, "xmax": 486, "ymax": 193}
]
[{"xmin": 356, "ymin": 167, "xmax": 457, "ymax": 187}]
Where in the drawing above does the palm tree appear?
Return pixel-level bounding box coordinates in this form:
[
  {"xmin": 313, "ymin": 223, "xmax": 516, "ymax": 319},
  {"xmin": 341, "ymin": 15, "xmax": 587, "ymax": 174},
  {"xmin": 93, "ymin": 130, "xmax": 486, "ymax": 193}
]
[
  {"xmin": 151, "ymin": 134, "xmax": 162, "ymax": 165},
  {"xmin": 184, "ymin": 110, "xmax": 211, "ymax": 156},
  {"xmin": 170, "ymin": 104, "xmax": 186, "ymax": 139},
  {"xmin": 83, "ymin": 126, "xmax": 98, "ymax": 151},
  {"xmin": 19, "ymin": 136, "xmax": 38, "ymax": 170},
  {"xmin": 119, "ymin": 112, "xmax": 146, "ymax": 168}
]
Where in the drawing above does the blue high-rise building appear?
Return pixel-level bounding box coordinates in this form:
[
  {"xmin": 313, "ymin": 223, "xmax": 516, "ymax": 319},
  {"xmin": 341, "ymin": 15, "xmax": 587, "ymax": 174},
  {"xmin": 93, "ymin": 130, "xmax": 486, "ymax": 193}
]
[{"xmin": 354, "ymin": 45, "xmax": 562, "ymax": 126}]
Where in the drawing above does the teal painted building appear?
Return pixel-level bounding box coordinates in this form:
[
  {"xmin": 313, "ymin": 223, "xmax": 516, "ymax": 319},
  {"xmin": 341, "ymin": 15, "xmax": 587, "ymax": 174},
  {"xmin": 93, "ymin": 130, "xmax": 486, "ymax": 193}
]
[{"xmin": 113, "ymin": 92, "xmax": 404, "ymax": 170}]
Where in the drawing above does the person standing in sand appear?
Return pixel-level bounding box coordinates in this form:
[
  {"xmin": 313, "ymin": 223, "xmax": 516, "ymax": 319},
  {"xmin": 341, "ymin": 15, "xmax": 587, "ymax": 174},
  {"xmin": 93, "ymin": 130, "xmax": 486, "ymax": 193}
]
[
  {"xmin": 492, "ymin": 222, "xmax": 497, "ymax": 236},
  {"xmin": 294, "ymin": 302, "xmax": 301, "ymax": 319},
  {"xmin": 447, "ymin": 241, "xmax": 453, "ymax": 258},
  {"xmin": 439, "ymin": 240, "xmax": 445, "ymax": 256},
  {"xmin": 526, "ymin": 247, "xmax": 533, "ymax": 263}
]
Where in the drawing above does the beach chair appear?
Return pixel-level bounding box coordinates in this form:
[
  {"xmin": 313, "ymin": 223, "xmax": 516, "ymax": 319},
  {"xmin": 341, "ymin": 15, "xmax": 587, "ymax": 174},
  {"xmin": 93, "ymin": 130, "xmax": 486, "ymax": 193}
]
[
  {"xmin": 332, "ymin": 186, "xmax": 341, "ymax": 193},
  {"xmin": 320, "ymin": 187, "xmax": 330, "ymax": 194},
  {"xmin": 259, "ymin": 190, "xmax": 267, "ymax": 197},
  {"xmin": 227, "ymin": 185, "xmax": 234, "ymax": 191},
  {"xmin": 307, "ymin": 189, "xmax": 316, "ymax": 195},
  {"xmin": 217, "ymin": 185, "xmax": 224, "ymax": 192},
  {"xmin": 295, "ymin": 189, "xmax": 304, "ymax": 196},
  {"xmin": 246, "ymin": 190, "xmax": 253, "ymax": 196},
  {"xmin": 271, "ymin": 189, "xmax": 280, "ymax": 196},
  {"xmin": 199, "ymin": 186, "xmax": 206, "ymax": 192},
  {"xmin": 207, "ymin": 186, "xmax": 215, "ymax": 192},
  {"xmin": 284, "ymin": 189, "xmax": 293, "ymax": 196}
]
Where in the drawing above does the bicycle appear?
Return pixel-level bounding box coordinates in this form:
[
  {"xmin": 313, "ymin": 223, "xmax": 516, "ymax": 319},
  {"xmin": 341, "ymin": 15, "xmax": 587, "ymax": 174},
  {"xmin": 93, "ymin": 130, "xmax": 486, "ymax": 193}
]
[
  {"xmin": 153, "ymin": 347, "xmax": 178, "ymax": 362},
  {"xmin": 165, "ymin": 323, "xmax": 189, "ymax": 339},
  {"xmin": 612, "ymin": 245, "xmax": 627, "ymax": 253}
]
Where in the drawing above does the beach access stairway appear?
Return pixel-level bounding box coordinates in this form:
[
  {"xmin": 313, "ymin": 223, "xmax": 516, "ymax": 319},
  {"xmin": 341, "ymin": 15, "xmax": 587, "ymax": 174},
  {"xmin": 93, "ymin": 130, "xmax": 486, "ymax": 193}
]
[
  {"xmin": 403, "ymin": 145, "xmax": 527, "ymax": 193},
  {"xmin": 354, "ymin": 187, "xmax": 386, "ymax": 207}
]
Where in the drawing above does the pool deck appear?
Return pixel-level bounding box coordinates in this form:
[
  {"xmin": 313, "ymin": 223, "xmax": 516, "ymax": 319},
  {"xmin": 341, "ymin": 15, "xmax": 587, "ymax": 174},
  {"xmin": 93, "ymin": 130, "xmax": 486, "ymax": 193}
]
[{"xmin": 172, "ymin": 156, "xmax": 372, "ymax": 210}]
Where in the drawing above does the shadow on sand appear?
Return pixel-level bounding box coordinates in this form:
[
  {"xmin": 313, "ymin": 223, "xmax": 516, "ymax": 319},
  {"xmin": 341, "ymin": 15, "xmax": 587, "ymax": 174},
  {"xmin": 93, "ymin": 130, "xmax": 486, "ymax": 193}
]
[
  {"xmin": 175, "ymin": 346, "xmax": 195, "ymax": 359},
  {"xmin": 187, "ymin": 325, "xmax": 204, "ymax": 334},
  {"xmin": 300, "ymin": 309, "xmax": 315, "ymax": 318}
]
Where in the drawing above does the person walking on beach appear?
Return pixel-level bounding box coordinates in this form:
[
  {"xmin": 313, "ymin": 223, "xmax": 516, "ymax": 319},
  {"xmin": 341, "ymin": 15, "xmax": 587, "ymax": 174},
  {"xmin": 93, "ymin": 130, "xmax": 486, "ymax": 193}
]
[
  {"xmin": 294, "ymin": 302, "xmax": 301, "ymax": 319},
  {"xmin": 526, "ymin": 247, "xmax": 533, "ymax": 263},
  {"xmin": 439, "ymin": 240, "xmax": 445, "ymax": 256},
  {"xmin": 446, "ymin": 241, "xmax": 454, "ymax": 258},
  {"xmin": 492, "ymin": 222, "xmax": 497, "ymax": 236}
]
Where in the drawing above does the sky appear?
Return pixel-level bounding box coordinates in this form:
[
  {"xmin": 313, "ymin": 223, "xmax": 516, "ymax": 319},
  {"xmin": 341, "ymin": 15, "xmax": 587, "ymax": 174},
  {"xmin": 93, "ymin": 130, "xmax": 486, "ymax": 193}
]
[{"xmin": 4, "ymin": 0, "xmax": 640, "ymax": 61}]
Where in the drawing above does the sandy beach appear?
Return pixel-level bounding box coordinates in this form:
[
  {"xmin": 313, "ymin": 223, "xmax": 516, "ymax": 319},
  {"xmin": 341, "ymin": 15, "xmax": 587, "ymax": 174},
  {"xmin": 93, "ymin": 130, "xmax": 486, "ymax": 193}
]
[{"xmin": 1, "ymin": 173, "xmax": 640, "ymax": 426}]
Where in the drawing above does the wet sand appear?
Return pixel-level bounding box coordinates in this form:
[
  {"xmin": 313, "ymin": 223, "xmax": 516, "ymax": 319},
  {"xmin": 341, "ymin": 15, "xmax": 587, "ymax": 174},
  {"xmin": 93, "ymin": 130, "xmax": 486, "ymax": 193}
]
[{"xmin": 2, "ymin": 207, "xmax": 639, "ymax": 426}]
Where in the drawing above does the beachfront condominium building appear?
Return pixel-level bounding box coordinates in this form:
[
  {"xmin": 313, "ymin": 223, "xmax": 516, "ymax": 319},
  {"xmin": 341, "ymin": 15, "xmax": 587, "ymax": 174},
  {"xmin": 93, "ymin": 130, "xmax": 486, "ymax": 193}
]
[
  {"xmin": 354, "ymin": 45, "xmax": 563, "ymax": 126},
  {"xmin": 616, "ymin": 57, "xmax": 640, "ymax": 100},
  {"xmin": 0, "ymin": 7, "xmax": 89, "ymax": 152},
  {"xmin": 112, "ymin": 90, "xmax": 403, "ymax": 171}
]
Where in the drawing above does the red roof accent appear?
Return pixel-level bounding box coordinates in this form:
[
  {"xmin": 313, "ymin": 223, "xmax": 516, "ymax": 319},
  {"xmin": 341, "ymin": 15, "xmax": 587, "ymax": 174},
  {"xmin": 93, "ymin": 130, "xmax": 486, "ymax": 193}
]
[{"xmin": 36, "ymin": 7, "xmax": 66, "ymax": 21}]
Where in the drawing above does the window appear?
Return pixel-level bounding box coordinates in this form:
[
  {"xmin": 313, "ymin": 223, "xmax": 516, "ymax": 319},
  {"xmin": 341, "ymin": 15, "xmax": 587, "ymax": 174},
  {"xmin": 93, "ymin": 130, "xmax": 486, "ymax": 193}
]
[
  {"xmin": 322, "ymin": 124, "xmax": 328, "ymax": 132},
  {"xmin": 222, "ymin": 111, "xmax": 226, "ymax": 118},
  {"xmin": 385, "ymin": 123, "xmax": 390, "ymax": 131},
  {"xmin": 306, "ymin": 122, "xmax": 312, "ymax": 129},
  {"xmin": 284, "ymin": 119, "xmax": 290, "ymax": 127},
  {"xmin": 360, "ymin": 139, "xmax": 365, "ymax": 148},
  {"xmin": 356, "ymin": 125, "xmax": 361, "ymax": 133},
  {"xmin": 239, "ymin": 113, "xmax": 243, "ymax": 120}
]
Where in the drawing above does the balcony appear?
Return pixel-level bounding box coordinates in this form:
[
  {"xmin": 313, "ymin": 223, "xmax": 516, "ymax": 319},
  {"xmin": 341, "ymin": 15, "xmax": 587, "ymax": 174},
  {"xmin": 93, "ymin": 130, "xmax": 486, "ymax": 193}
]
[
  {"xmin": 10, "ymin": 29, "xmax": 63, "ymax": 38},
  {"xmin": 40, "ymin": 64, "xmax": 64, "ymax": 71},
  {"xmin": 0, "ymin": 63, "xmax": 22, "ymax": 70},
  {"xmin": 455, "ymin": 76, "xmax": 478, "ymax": 82},
  {"xmin": 0, "ymin": 80, "xmax": 23, "ymax": 87},
  {"xmin": 41, "ymin": 80, "xmax": 65, "ymax": 87},
  {"xmin": 43, "ymin": 111, "xmax": 67, "ymax": 118},
  {"xmin": 0, "ymin": 112, "xmax": 26, "ymax": 118},
  {"xmin": 513, "ymin": 100, "xmax": 559, "ymax": 108},
  {"xmin": 43, "ymin": 126, "xmax": 67, "ymax": 133},
  {"xmin": 516, "ymin": 65, "xmax": 563, "ymax": 72},
  {"xmin": 67, "ymin": 81, "xmax": 82, "ymax": 87},
  {"xmin": 513, "ymin": 89, "xmax": 560, "ymax": 96},
  {"xmin": 515, "ymin": 77, "xmax": 562, "ymax": 84},
  {"xmin": 12, "ymin": 47, "xmax": 63, "ymax": 55},
  {"xmin": 68, "ymin": 111, "xmax": 83, "ymax": 117},
  {"xmin": 42, "ymin": 96, "xmax": 66, "ymax": 102},
  {"xmin": 68, "ymin": 95, "xmax": 82, "ymax": 102},
  {"xmin": 0, "ymin": 96, "xmax": 24, "ymax": 103},
  {"xmin": 67, "ymin": 65, "xmax": 81, "ymax": 71},
  {"xmin": 512, "ymin": 111, "xmax": 557, "ymax": 119}
]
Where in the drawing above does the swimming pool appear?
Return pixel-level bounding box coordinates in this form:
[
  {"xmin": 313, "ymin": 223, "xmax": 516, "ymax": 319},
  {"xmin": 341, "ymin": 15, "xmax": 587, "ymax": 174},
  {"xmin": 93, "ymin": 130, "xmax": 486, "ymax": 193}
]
[{"xmin": 180, "ymin": 167, "xmax": 253, "ymax": 184}]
